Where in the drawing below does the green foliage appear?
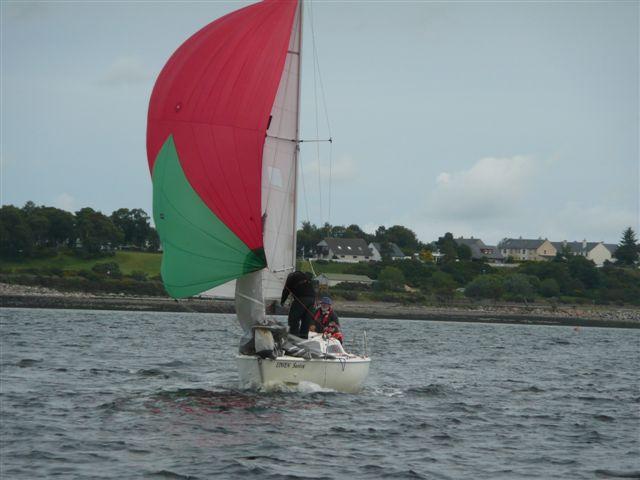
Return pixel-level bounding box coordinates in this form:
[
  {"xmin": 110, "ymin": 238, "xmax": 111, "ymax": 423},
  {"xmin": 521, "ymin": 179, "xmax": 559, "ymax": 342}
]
[
  {"xmin": 436, "ymin": 232, "xmax": 458, "ymax": 263},
  {"xmin": 457, "ymin": 243, "xmax": 472, "ymax": 261},
  {"xmin": 464, "ymin": 274, "xmax": 504, "ymax": 300},
  {"xmin": 376, "ymin": 266, "xmax": 405, "ymax": 291},
  {"xmin": 75, "ymin": 207, "xmax": 123, "ymax": 256},
  {"xmin": 503, "ymin": 274, "xmax": 535, "ymax": 302},
  {"xmin": 130, "ymin": 270, "xmax": 148, "ymax": 281},
  {"xmin": 539, "ymin": 278, "xmax": 560, "ymax": 297},
  {"xmin": 0, "ymin": 205, "xmax": 33, "ymax": 258},
  {"xmin": 92, "ymin": 262, "xmax": 122, "ymax": 278},
  {"xmin": 613, "ymin": 227, "xmax": 639, "ymax": 266},
  {"xmin": 381, "ymin": 225, "xmax": 421, "ymax": 254},
  {"xmin": 110, "ymin": 208, "xmax": 153, "ymax": 249}
]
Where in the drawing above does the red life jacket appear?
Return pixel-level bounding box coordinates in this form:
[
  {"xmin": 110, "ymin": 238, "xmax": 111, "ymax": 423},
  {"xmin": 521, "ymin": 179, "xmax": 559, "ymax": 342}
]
[{"xmin": 313, "ymin": 307, "xmax": 343, "ymax": 342}]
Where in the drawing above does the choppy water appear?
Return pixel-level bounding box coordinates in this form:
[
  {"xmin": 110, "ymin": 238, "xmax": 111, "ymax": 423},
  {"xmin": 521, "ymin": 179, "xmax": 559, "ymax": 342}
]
[{"xmin": 1, "ymin": 308, "xmax": 638, "ymax": 479}]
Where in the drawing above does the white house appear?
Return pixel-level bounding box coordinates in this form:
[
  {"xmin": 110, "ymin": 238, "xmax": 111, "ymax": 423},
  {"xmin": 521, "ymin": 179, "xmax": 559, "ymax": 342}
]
[
  {"xmin": 552, "ymin": 240, "xmax": 618, "ymax": 267},
  {"xmin": 316, "ymin": 238, "xmax": 373, "ymax": 263}
]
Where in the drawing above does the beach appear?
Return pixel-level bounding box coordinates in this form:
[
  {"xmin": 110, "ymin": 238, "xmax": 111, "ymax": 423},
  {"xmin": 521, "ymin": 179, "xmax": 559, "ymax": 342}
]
[{"xmin": 1, "ymin": 282, "xmax": 638, "ymax": 329}]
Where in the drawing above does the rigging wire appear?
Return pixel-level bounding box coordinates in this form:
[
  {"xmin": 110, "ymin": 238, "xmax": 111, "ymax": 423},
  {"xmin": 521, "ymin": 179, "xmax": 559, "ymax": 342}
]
[
  {"xmin": 307, "ymin": 0, "xmax": 334, "ymax": 229},
  {"xmin": 309, "ymin": 0, "xmax": 323, "ymax": 227}
]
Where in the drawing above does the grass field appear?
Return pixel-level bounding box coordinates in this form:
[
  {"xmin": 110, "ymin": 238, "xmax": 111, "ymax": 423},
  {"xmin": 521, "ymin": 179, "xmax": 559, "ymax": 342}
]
[{"xmin": 2, "ymin": 251, "xmax": 162, "ymax": 276}]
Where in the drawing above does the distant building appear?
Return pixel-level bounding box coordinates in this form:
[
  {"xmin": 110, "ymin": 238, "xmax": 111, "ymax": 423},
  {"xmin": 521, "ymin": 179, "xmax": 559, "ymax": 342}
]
[
  {"xmin": 552, "ymin": 240, "xmax": 618, "ymax": 267},
  {"xmin": 368, "ymin": 242, "xmax": 408, "ymax": 261},
  {"xmin": 499, "ymin": 238, "xmax": 557, "ymax": 261},
  {"xmin": 315, "ymin": 273, "xmax": 374, "ymax": 288},
  {"xmin": 316, "ymin": 238, "xmax": 373, "ymax": 263},
  {"xmin": 454, "ymin": 237, "xmax": 504, "ymax": 263}
]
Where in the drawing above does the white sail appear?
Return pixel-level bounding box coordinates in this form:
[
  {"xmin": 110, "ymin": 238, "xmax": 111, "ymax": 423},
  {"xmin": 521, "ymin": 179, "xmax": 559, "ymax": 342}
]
[
  {"xmin": 208, "ymin": 1, "xmax": 302, "ymax": 304},
  {"xmin": 261, "ymin": 0, "xmax": 302, "ymax": 299}
]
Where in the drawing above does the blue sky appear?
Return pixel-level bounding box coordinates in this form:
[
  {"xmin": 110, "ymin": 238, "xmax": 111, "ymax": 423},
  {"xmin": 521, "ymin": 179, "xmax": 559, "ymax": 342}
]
[{"xmin": 1, "ymin": 1, "xmax": 638, "ymax": 245}]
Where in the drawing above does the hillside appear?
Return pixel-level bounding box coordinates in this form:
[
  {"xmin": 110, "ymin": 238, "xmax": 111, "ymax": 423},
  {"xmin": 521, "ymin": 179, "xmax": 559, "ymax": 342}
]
[{"xmin": 1, "ymin": 251, "xmax": 162, "ymax": 276}]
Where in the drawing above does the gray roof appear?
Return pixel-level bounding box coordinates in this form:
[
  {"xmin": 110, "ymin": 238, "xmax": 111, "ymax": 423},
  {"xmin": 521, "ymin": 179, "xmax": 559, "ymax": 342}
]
[
  {"xmin": 499, "ymin": 238, "xmax": 548, "ymax": 250},
  {"xmin": 318, "ymin": 237, "xmax": 372, "ymax": 257},
  {"xmin": 455, "ymin": 237, "xmax": 504, "ymax": 260},
  {"xmin": 370, "ymin": 242, "xmax": 406, "ymax": 258},
  {"xmin": 603, "ymin": 243, "xmax": 618, "ymax": 254},
  {"xmin": 551, "ymin": 241, "xmax": 601, "ymax": 254}
]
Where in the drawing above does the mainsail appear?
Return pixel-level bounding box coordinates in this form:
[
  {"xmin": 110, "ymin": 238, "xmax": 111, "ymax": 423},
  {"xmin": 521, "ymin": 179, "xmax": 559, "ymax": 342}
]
[{"xmin": 147, "ymin": 0, "xmax": 300, "ymax": 300}]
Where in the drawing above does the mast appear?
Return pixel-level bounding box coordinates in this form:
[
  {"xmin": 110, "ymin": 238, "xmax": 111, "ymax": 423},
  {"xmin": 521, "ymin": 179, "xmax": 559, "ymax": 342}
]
[{"xmin": 292, "ymin": 0, "xmax": 303, "ymax": 272}]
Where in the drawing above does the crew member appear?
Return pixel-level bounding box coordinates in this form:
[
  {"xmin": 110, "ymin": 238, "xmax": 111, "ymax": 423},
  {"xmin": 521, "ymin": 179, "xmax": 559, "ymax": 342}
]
[
  {"xmin": 312, "ymin": 296, "xmax": 343, "ymax": 343},
  {"xmin": 281, "ymin": 271, "xmax": 316, "ymax": 338}
]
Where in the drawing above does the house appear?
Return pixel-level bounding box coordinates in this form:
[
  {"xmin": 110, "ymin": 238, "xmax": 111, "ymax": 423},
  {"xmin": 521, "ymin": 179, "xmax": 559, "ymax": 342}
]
[
  {"xmin": 316, "ymin": 238, "xmax": 373, "ymax": 263},
  {"xmin": 552, "ymin": 240, "xmax": 618, "ymax": 267},
  {"xmin": 454, "ymin": 237, "xmax": 504, "ymax": 263},
  {"xmin": 499, "ymin": 237, "xmax": 557, "ymax": 261},
  {"xmin": 315, "ymin": 273, "xmax": 374, "ymax": 288},
  {"xmin": 368, "ymin": 242, "xmax": 408, "ymax": 261}
]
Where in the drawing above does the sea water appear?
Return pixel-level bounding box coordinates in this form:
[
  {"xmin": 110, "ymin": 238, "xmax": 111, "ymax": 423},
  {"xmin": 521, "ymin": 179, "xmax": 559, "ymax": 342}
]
[{"xmin": 1, "ymin": 308, "xmax": 638, "ymax": 479}]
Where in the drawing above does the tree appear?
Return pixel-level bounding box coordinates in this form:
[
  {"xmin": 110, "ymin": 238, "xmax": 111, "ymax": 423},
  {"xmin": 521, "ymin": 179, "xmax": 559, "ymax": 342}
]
[
  {"xmin": 42, "ymin": 207, "xmax": 75, "ymax": 248},
  {"xmin": 503, "ymin": 274, "xmax": 535, "ymax": 302},
  {"xmin": 456, "ymin": 243, "xmax": 472, "ymax": 261},
  {"xmin": 436, "ymin": 232, "xmax": 458, "ymax": 263},
  {"xmin": 464, "ymin": 274, "xmax": 504, "ymax": 300},
  {"xmin": 567, "ymin": 255, "xmax": 600, "ymax": 289},
  {"xmin": 539, "ymin": 278, "xmax": 560, "ymax": 297},
  {"xmin": 110, "ymin": 208, "xmax": 152, "ymax": 249},
  {"xmin": 0, "ymin": 205, "xmax": 33, "ymax": 258},
  {"xmin": 376, "ymin": 266, "xmax": 405, "ymax": 291},
  {"xmin": 384, "ymin": 225, "xmax": 420, "ymax": 254},
  {"xmin": 613, "ymin": 227, "xmax": 639, "ymax": 266},
  {"xmin": 75, "ymin": 208, "xmax": 123, "ymax": 256}
]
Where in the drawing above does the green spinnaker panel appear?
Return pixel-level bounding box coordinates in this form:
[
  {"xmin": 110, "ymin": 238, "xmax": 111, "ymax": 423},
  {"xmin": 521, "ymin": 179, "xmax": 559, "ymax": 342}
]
[{"xmin": 152, "ymin": 135, "xmax": 266, "ymax": 298}]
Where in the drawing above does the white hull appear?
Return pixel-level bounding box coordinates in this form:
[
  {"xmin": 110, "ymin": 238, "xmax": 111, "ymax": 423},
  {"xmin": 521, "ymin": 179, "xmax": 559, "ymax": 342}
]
[{"xmin": 236, "ymin": 354, "xmax": 371, "ymax": 393}]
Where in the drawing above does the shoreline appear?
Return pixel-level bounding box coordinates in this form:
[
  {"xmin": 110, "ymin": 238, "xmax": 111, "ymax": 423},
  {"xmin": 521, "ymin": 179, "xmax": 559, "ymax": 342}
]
[{"xmin": 2, "ymin": 283, "xmax": 638, "ymax": 329}]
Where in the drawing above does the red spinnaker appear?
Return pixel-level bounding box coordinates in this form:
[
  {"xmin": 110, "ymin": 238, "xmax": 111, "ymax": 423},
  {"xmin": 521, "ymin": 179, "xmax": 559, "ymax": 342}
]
[{"xmin": 147, "ymin": 0, "xmax": 298, "ymax": 251}]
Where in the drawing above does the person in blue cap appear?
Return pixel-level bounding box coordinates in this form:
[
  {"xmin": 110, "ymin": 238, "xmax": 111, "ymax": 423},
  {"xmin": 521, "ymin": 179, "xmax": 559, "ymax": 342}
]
[{"xmin": 311, "ymin": 296, "xmax": 343, "ymax": 343}]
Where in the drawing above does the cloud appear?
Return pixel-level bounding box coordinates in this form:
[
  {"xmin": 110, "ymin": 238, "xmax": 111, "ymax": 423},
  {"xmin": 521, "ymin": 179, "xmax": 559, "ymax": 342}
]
[
  {"xmin": 543, "ymin": 202, "xmax": 639, "ymax": 243},
  {"xmin": 53, "ymin": 193, "xmax": 76, "ymax": 212},
  {"xmin": 426, "ymin": 155, "xmax": 538, "ymax": 220},
  {"xmin": 303, "ymin": 154, "xmax": 358, "ymax": 182},
  {"xmin": 99, "ymin": 56, "xmax": 151, "ymax": 86}
]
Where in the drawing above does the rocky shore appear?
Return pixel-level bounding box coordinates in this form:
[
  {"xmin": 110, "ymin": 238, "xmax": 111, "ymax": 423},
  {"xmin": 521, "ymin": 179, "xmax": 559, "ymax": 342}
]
[{"xmin": 1, "ymin": 283, "xmax": 638, "ymax": 329}]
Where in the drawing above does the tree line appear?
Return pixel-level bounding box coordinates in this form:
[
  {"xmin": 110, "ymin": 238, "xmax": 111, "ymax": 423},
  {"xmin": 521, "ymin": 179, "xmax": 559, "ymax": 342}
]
[
  {"xmin": 298, "ymin": 222, "xmax": 640, "ymax": 306},
  {"xmin": 0, "ymin": 201, "xmax": 159, "ymax": 259}
]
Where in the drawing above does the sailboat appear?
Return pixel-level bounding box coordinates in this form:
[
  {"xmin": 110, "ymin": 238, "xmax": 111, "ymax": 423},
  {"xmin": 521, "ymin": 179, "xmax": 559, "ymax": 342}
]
[{"xmin": 146, "ymin": 0, "xmax": 370, "ymax": 393}]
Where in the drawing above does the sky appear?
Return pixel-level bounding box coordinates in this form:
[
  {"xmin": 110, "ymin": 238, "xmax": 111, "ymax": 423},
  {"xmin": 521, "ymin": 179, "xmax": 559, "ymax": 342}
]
[{"xmin": 1, "ymin": 0, "xmax": 638, "ymax": 246}]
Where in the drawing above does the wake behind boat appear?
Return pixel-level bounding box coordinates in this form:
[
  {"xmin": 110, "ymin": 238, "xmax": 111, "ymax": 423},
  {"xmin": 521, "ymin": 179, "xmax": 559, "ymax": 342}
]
[{"xmin": 146, "ymin": 0, "xmax": 371, "ymax": 392}]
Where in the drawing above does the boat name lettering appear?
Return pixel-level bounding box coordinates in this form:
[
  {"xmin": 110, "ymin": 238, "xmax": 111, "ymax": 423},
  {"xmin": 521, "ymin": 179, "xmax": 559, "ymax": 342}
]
[{"xmin": 275, "ymin": 362, "xmax": 305, "ymax": 369}]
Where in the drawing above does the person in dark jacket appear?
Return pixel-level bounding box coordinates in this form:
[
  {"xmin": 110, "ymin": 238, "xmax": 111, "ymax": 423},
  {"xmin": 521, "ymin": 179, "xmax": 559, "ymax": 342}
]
[
  {"xmin": 281, "ymin": 271, "xmax": 316, "ymax": 338},
  {"xmin": 311, "ymin": 296, "xmax": 343, "ymax": 343}
]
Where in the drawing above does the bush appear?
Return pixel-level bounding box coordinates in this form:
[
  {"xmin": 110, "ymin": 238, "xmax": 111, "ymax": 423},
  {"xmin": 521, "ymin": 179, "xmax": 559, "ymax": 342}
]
[
  {"xmin": 539, "ymin": 278, "xmax": 560, "ymax": 297},
  {"xmin": 376, "ymin": 266, "xmax": 405, "ymax": 291},
  {"xmin": 130, "ymin": 270, "xmax": 148, "ymax": 281},
  {"xmin": 464, "ymin": 274, "xmax": 504, "ymax": 300},
  {"xmin": 503, "ymin": 274, "xmax": 535, "ymax": 302},
  {"xmin": 92, "ymin": 262, "xmax": 122, "ymax": 278}
]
